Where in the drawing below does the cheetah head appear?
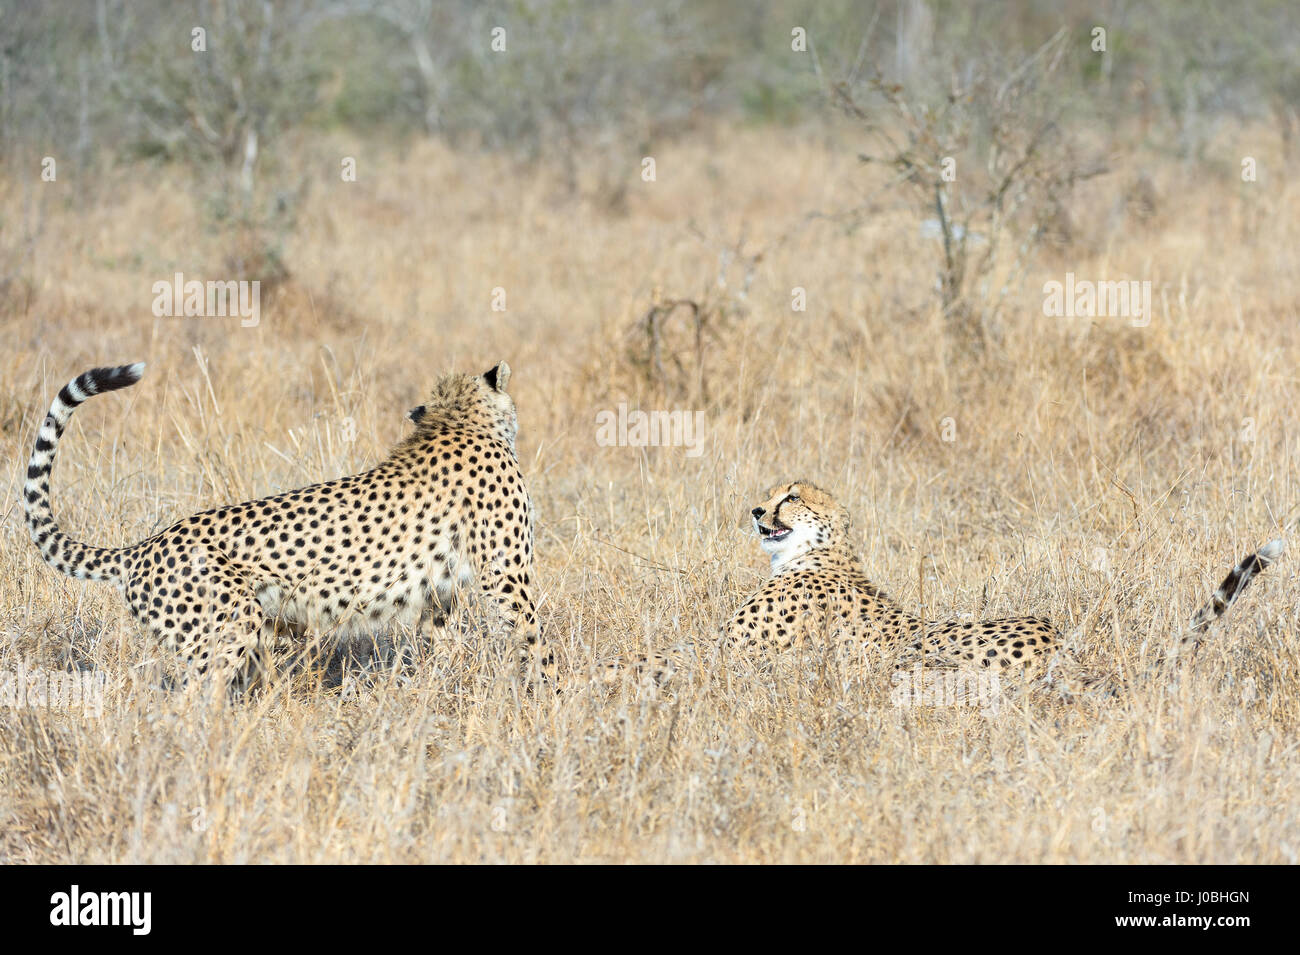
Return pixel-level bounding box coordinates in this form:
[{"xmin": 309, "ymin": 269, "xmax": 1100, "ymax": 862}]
[
  {"xmin": 750, "ymin": 480, "xmax": 850, "ymax": 568},
  {"xmin": 406, "ymin": 361, "xmax": 519, "ymax": 452}
]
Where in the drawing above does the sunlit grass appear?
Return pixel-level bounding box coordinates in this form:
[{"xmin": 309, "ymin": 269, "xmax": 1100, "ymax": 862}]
[{"xmin": 1, "ymin": 123, "xmax": 1296, "ymax": 862}]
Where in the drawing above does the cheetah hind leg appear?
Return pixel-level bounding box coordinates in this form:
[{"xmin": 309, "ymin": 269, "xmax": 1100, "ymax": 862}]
[{"xmin": 131, "ymin": 554, "xmax": 275, "ymax": 700}]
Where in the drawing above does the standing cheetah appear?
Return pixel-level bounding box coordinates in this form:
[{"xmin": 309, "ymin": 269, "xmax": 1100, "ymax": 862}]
[
  {"xmin": 608, "ymin": 480, "xmax": 1282, "ymax": 681},
  {"xmin": 24, "ymin": 361, "xmax": 548, "ymax": 692}
]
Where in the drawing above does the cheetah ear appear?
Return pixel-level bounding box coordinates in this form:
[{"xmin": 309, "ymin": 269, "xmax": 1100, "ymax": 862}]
[
  {"xmin": 406, "ymin": 405, "xmax": 427, "ymax": 425},
  {"xmin": 483, "ymin": 361, "xmax": 511, "ymax": 392}
]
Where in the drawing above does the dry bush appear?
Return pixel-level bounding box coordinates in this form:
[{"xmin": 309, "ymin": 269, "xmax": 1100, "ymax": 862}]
[
  {"xmin": 829, "ymin": 27, "xmax": 1109, "ymax": 351},
  {"xmin": 618, "ymin": 235, "xmax": 761, "ymax": 405}
]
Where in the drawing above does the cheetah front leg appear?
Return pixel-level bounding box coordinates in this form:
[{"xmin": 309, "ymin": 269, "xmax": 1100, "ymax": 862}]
[{"xmin": 473, "ymin": 554, "xmax": 552, "ymax": 687}]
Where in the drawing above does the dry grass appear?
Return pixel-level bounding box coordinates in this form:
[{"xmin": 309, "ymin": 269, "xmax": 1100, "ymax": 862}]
[{"xmin": 1, "ymin": 121, "xmax": 1298, "ymax": 863}]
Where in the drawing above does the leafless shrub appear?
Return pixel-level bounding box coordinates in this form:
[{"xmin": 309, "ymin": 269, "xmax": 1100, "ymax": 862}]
[
  {"xmin": 627, "ymin": 236, "xmax": 760, "ymax": 404},
  {"xmin": 95, "ymin": 0, "xmax": 326, "ymax": 282},
  {"xmin": 829, "ymin": 26, "xmax": 1107, "ymax": 350}
]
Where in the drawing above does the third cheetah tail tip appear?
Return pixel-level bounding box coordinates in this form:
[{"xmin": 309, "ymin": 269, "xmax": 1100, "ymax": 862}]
[
  {"xmin": 1186, "ymin": 537, "xmax": 1285, "ymax": 638},
  {"xmin": 23, "ymin": 362, "xmax": 147, "ymax": 586}
]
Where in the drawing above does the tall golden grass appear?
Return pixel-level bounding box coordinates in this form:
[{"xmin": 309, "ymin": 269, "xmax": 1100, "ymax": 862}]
[{"xmin": 0, "ymin": 121, "xmax": 1296, "ymax": 862}]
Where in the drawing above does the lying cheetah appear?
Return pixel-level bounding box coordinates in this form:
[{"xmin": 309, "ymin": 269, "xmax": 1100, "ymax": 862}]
[
  {"xmin": 24, "ymin": 361, "xmax": 548, "ymax": 692},
  {"xmin": 732, "ymin": 481, "xmax": 1062, "ymax": 671},
  {"xmin": 609, "ymin": 480, "xmax": 1282, "ymax": 681}
]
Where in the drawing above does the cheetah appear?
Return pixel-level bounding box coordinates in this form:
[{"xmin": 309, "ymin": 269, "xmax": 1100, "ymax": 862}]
[
  {"xmin": 607, "ymin": 480, "xmax": 1282, "ymax": 682},
  {"xmin": 24, "ymin": 361, "xmax": 548, "ymax": 692},
  {"xmin": 729, "ymin": 480, "xmax": 1062, "ymax": 672}
]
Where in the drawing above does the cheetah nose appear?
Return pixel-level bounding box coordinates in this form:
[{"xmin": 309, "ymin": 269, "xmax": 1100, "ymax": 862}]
[{"xmin": 752, "ymin": 507, "xmax": 765, "ymax": 519}]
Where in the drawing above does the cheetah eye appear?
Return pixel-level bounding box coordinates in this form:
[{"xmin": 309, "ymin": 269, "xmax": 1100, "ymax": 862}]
[{"xmin": 788, "ymin": 492, "xmax": 800, "ymax": 503}]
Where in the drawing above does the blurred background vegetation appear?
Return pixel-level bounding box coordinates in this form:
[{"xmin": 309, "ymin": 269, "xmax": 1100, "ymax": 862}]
[
  {"xmin": 4, "ymin": 0, "xmax": 1298, "ymax": 172},
  {"xmin": 2, "ymin": 0, "xmax": 1297, "ymax": 340}
]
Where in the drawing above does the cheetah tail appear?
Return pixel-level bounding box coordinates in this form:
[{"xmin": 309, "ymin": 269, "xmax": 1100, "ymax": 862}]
[
  {"xmin": 24, "ymin": 363, "xmax": 146, "ymax": 585},
  {"xmin": 1185, "ymin": 538, "xmax": 1285, "ymax": 639}
]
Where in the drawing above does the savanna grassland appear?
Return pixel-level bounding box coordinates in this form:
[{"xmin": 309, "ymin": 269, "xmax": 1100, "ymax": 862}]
[{"xmin": 1, "ymin": 113, "xmax": 1298, "ymax": 863}]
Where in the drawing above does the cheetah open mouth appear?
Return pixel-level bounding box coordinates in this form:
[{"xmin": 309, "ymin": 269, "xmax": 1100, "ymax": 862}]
[{"xmin": 756, "ymin": 522, "xmax": 792, "ymax": 541}]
